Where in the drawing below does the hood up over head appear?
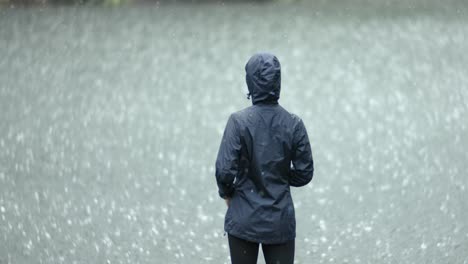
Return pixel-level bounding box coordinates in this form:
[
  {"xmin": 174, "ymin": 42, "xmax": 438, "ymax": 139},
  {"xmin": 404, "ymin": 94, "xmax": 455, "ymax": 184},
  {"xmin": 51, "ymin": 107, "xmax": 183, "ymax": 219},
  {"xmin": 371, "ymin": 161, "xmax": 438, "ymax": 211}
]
[{"xmin": 245, "ymin": 52, "xmax": 281, "ymax": 105}]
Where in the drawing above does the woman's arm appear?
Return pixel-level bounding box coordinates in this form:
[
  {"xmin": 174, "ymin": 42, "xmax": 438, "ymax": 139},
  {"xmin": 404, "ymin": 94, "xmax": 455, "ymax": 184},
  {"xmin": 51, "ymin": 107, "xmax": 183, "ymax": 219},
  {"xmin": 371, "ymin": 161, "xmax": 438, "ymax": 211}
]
[
  {"xmin": 215, "ymin": 114, "xmax": 241, "ymax": 198},
  {"xmin": 290, "ymin": 119, "xmax": 314, "ymax": 187}
]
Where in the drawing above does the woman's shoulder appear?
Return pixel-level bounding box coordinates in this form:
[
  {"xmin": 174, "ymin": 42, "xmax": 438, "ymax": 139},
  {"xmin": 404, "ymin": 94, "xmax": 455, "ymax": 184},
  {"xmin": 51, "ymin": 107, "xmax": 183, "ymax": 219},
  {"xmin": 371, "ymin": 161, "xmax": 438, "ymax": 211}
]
[
  {"xmin": 230, "ymin": 106, "xmax": 255, "ymax": 119},
  {"xmin": 273, "ymin": 105, "xmax": 305, "ymax": 127}
]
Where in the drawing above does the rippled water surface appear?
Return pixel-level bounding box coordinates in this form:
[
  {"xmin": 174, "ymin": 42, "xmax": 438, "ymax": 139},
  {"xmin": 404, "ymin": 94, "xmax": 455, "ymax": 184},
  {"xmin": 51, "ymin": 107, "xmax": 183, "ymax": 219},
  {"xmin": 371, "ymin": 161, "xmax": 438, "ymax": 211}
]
[{"xmin": 1, "ymin": 2, "xmax": 467, "ymax": 263}]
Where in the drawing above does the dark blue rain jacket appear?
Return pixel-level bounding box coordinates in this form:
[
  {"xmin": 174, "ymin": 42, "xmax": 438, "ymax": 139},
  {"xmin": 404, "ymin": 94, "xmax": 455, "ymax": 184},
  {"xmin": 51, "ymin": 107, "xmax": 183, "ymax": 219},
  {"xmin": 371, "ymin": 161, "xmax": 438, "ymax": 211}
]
[{"xmin": 215, "ymin": 53, "xmax": 314, "ymax": 244}]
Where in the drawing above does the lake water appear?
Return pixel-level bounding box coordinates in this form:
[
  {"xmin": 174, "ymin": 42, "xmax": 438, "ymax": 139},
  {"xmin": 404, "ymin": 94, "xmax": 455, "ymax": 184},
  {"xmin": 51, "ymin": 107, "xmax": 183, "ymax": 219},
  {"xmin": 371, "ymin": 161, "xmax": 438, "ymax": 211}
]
[{"xmin": 0, "ymin": 2, "xmax": 467, "ymax": 263}]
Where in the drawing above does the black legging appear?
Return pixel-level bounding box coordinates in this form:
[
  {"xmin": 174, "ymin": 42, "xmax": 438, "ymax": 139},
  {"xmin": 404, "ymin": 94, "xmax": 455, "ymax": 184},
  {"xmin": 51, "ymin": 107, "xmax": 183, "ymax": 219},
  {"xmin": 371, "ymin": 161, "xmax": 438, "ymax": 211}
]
[{"xmin": 228, "ymin": 234, "xmax": 295, "ymax": 264}]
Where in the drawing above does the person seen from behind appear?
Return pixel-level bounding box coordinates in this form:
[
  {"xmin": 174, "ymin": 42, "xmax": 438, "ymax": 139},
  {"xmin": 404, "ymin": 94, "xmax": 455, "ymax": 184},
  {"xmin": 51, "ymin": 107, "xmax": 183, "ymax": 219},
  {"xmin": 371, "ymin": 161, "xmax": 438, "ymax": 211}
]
[{"xmin": 215, "ymin": 52, "xmax": 314, "ymax": 264}]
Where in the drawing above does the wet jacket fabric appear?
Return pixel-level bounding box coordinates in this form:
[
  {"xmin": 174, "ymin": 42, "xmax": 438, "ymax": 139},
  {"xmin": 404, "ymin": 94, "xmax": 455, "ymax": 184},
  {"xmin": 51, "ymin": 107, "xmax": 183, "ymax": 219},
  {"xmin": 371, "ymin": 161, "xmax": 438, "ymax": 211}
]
[{"xmin": 215, "ymin": 53, "xmax": 314, "ymax": 244}]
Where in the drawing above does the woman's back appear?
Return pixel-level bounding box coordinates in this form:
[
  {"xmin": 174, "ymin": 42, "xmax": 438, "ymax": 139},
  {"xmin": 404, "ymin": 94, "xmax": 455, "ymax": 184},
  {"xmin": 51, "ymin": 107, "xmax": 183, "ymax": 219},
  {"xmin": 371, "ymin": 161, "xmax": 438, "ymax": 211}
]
[{"xmin": 215, "ymin": 53, "xmax": 314, "ymax": 245}]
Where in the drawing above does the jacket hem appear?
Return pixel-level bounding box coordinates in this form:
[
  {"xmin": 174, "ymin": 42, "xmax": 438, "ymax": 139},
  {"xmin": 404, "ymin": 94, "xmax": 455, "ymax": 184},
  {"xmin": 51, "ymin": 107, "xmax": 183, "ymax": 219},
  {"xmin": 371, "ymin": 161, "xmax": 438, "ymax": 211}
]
[{"xmin": 225, "ymin": 227, "xmax": 295, "ymax": 245}]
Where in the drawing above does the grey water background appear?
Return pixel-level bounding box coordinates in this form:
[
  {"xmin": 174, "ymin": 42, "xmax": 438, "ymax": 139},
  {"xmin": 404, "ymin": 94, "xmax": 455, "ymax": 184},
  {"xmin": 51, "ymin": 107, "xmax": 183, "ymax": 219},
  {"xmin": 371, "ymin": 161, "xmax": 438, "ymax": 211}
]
[{"xmin": 1, "ymin": 1, "xmax": 468, "ymax": 263}]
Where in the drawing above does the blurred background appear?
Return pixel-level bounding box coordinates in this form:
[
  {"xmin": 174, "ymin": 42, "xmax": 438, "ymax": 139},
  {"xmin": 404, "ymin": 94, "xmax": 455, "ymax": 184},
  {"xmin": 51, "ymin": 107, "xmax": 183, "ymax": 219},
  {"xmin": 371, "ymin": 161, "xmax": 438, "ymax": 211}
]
[{"xmin": 1, "ymin": 0, "xmax": 467, "ymax": 263}]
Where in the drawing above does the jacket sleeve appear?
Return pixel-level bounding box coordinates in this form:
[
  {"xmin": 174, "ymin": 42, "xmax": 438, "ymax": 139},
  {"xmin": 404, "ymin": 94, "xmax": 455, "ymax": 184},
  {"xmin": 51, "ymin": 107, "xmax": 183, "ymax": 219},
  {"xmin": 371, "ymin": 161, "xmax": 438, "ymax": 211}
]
[
  {"xmin": 289, "ymin": 119, "xmax": 314, "ymax": 187},
  {"xmin": 215, "ymin": 114, "xmax": 241, "ymax": 198}
]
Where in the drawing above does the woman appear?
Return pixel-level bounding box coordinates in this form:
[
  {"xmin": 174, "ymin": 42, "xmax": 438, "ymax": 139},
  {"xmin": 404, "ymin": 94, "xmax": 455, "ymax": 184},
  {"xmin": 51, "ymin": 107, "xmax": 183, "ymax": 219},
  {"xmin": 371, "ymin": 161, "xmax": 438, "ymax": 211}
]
[{"xmin": 215, "ymin": 52, "xmax": 314, "ymax": 264}]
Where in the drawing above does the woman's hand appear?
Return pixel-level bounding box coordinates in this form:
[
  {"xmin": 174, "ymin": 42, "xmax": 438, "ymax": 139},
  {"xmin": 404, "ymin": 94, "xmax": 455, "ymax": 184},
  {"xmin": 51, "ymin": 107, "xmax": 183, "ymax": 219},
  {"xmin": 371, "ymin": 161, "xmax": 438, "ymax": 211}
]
[{"xmin": 225, "ymin": 198, "xmax": 231, "ymax": 207}]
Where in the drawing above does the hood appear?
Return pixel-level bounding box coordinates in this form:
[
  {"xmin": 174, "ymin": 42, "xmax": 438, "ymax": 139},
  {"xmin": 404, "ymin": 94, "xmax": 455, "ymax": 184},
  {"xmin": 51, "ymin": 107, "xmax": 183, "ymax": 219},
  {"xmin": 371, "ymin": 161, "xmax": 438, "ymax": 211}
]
[{"xmin": 245, "ymin": 52, "xmax": 281, "ymax": 105}]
